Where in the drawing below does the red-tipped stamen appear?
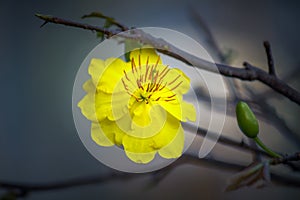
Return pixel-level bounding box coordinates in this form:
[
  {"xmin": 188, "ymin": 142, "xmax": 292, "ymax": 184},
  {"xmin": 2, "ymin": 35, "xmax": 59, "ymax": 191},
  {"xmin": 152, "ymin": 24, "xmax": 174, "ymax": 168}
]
[
  {"xmin": 148, "ymin": 65, "xmax": 154, "ymax": 80},
  {"xmin": 157, "ymin": 68, "xmax": 170, "ymax": 84},
  {"xmin": 159, "ymin": 82, "xmax": 167, "ymax": 91},
  {"xmin": 169, "ymin": 81, "xmax": 183, "ymax": 91},
  {"xmin": 131, "ymin": 58, "xmax": 138, "ymax": 74},
  {"xmin": 167, "ymin": 94, "xmax": 176, "ymax": 99},
  {"xmin": 123, "ymin": 70, "xmax": 130, "ymax": 81},
  {"xmin": 138, "ymin": 54, "xmax": 142, "ymax": 72},
  {"xmin": 168, "ymin": 75, "xmax": 181, "ymax": 86},
  {"xmin": 165, "ymin": 99, "xmax": 176, "ymax": 102}
]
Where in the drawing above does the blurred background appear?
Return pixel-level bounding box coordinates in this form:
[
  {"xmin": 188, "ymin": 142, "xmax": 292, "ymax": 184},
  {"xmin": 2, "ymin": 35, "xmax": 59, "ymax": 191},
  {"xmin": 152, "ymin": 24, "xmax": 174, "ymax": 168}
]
[{"xmin": 0, "ymin": 0, "xmax": 300, "ymax": 199}]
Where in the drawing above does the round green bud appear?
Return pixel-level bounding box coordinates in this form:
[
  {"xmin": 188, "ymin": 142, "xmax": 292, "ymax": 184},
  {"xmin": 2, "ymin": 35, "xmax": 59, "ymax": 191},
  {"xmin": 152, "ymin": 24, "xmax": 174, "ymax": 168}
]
[{"xmin": 236, "ymin": 101, "xmax": 259, "ymax": 138}]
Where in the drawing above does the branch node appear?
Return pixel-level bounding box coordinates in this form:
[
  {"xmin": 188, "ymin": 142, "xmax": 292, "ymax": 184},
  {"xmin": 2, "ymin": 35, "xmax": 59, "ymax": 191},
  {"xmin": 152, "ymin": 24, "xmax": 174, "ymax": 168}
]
[
  {"xmin": 263, "ymin": 41, "xmax": 276, "ymax": 77},
  {"xmin": 243, "ymin": 61, "xmax": 252, "ymax": 70}
]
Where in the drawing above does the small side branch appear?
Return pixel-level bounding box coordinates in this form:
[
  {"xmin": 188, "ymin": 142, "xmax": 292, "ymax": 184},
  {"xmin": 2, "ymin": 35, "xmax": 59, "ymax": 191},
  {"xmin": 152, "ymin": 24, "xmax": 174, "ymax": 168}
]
[
  {"xmin": 35, "ymin": 14, "xmax": 118, "ymax": 38},
  {"xmin": 270, "ymin": 152, "xmax": 300, "ymax": 165},
  {"xmin": 263, "ymin": 41, "xmax": 276, "ymax": 76}
]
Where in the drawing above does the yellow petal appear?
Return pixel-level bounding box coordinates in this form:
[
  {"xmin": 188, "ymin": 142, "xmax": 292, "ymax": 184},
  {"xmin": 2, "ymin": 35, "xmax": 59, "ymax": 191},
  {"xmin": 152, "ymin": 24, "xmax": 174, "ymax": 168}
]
[
  {"xmin": 182, "ymin": 101, "xmax": 197, "ymax": 121},
  {"xmin": 82, "ymin": 79, "xmax": 96, "ymax": 92},
  {"xmin": 152, "ymin": 113, "xmax": 181, "ymax": 148},
  {"xmin": 130, "ymin": 101, "xmax": 152, "ymax": 126},
  {"xmin": 121, "ymin": 113, "xmax": 183, "ymax": 163},
  {"xmin": 116, "ymin": 103, "xmax": 167, "ymax": 138},
  {"xmin": 113, "ymin": 121, "xmax": 126, "ymax": 146},
  {"xmin": 91, "ymin": 121, "xmax": 114, "ymax": 147},
  {"xmin": 97, "ymin": 58, "xmax": 131, "ymax": 93},
  {"xmin": 78, "ymin": 80, "xmax": 97, "ymax": 122},
  {"xmin": 158, "ymin": 124, "xmax": 184, "ymax": 159},
  {"xmin": 122, "ymin": 134, "xmax": 156, "ymax": 164},
  {"xmin": 130, "ymin": 46, "xmax": 162, "ymax": 65},
  {"xmin": 95, "ymin": 90, "xmax": 129, "ymax": 121},
  {"xmin": 162, "ymin": 68, "xmax": 190, "ymax": 95},
  {"xmin": 124, "ymin": 151, "xmax": 156, "ymax": 164},
  {"xmin": 88, "ymin": 58, "xmax": 105, "ymax": 87},
  {"xmin": 155, "ymin": 98, "xmax": 196, "ymax": 122}
]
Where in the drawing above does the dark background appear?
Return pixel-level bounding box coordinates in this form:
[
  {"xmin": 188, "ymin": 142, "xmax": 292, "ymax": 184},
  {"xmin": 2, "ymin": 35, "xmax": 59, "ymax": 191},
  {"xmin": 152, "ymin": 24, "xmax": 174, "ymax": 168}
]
[{"xmin": 0, "ymin": 0, "xmax": 300, "ymax": 199}]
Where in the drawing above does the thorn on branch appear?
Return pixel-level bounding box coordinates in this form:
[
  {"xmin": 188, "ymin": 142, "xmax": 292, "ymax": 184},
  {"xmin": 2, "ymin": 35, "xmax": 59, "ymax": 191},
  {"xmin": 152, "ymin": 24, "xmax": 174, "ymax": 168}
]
[
  {"xmin": 263, "ymin": 41, "xmax": 276, "ymax": 76},
  {"xmin": 40, "ymin": 21, "xmax": 48, "ymax": 28},
  {"xmin": 243, "ymin": 61, "xmax": 252, "ymax": 70},
  {"xmin": 243, "ymin": 62, "xmax": 250, "ymax": 69}
]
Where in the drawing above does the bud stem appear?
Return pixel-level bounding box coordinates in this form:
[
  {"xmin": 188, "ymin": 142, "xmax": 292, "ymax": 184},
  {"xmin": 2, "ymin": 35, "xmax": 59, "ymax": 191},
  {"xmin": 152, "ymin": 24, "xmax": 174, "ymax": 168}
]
[{"xmin": 254, "ymin": 137, "xmax": 281, "ymax": 158}]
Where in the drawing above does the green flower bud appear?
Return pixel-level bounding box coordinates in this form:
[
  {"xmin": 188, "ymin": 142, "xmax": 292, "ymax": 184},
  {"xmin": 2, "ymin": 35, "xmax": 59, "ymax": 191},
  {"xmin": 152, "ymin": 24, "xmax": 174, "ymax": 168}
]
[{"xmin": 236, "ymin": 101, "xmax": 259, "ymax": 138}]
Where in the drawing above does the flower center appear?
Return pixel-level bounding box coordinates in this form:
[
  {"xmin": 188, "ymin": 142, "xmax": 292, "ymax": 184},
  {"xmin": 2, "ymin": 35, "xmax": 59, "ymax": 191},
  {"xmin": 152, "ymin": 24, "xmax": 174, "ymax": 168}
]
[{"xmin": 121, "ymin": 55, "xmax": 182, "ymax": 104}]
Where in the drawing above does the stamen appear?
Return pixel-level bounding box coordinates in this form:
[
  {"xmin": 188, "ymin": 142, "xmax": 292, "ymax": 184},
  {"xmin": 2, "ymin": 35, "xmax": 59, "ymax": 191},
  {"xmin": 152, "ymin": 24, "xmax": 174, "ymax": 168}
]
[
  {"xmin": 144, "ymin": 65, "xmax": 150, "ymax": 83},
  {"xmin": 123, "ymin": 70, "xmax": 130, "ymax": 81},
  {"xmin": 159, "ymin": 82, "xmax": 167, "ymax": 91},
  {"xmin": 158, "ymin": 68, "xmax": 170, "ymax": 84},
  {"xmin": 121, "ymin": 79, "xmax": 128, "ymax": 90},
  {"xmin": 168, "ymin": 75, "xmax": 181, "ymax": 86},
  {"xmin": 167, "ymin": 94, "xmax": 176, "ymax": 99},
  {"xmin": 155, "ymin": 56, "xmax": 160, "ymax": 69},
  {"xmin": 154, "ymin": 56, "xmax": 160, "ymax": 71},
  {"xmin": 148, "ymin": 65, "xmax": 154, "ymax": 80},
  {"xmin": 131, "ymin": 58, "xmax": 138, "ymax": 74},
  {"xmin": 159, "ymin": 65, "xmax": 168, "ymax": 77},
  {"xmin": 146, "ymin": 56, "xmax": 149, "ymax": 68},
  {"xmin": 136, "ymin": 78, "xmax": 141, "ymax": 88},
  {"xmin": 139, "ymin": 75, "xmax": 144, "ymax": 90},
  {"xmin": 149, "ymin": 71, "xmax": 159, "ymax": 92},
  {"xmin": 138, "ymin": 54, "xmax": 141, "ymax": 72},
  {"xmin": 146, "ymin": 83, "xmax": 150, "ymax": 92},
  {"xmin": 123, "ymin": 54, "xmax": 183, "ymax": 105},
  {"xmin": 153, "ymin": 70, "xmax": 159, "ymax": 84},
  {"xmin": 130, "ymin": 93, "xmax": 140, "ymax": 102},
  {"xmin": 165, "ymin": 99, "xmax": 176, "ymax": 102},
  {"xmin": 169, "ymin": 81, "xmax": 183, "ymax": 91},
  {"xmin": 153, "ymin": 83, "xmax": 161, "ymax": 92}
]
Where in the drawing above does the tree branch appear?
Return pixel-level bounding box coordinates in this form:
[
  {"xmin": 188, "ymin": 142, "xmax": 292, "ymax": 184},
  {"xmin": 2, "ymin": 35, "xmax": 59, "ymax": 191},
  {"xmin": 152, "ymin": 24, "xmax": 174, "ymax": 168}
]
[
  {"xmin": 270, "ymin": 152, "xmax": 300, "ymax": 165},
  {"xmin": 1, "ymin": 152, "xmax": 300, "ymax": 198},
  {"xmin": 35, "ymin": 13, "xmax": 300, "ymax": 105}
]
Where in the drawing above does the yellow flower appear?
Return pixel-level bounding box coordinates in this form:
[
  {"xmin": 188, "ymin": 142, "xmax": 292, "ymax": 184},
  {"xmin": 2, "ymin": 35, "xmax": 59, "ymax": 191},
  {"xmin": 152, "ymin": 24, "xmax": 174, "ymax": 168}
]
[{"xmin": 78, "ymin": 47, "xmax": 196, "ymax": 164}]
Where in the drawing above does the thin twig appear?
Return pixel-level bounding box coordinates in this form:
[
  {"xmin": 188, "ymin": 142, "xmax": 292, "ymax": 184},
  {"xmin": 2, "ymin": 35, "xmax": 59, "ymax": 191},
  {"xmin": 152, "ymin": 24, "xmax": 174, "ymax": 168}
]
[
  {"xmin": 0, "ymin": 172, "xmax": 133, "ymax": 197},
  {"xmin": 270, "ymin": 152, "xmax": 300, "ymax": 165},
  {"xmin": 253, "ymin": 66, "xmax": 300, "ymax": 99},
  {"xmin": 263, "ymin": 41, "xmax": 276, "ymax": 76},
  {"xmin": 1, "ymin": 152, "xmax": 300, "ymax": 198},
  {"xmin": 35, "ymin": 13, "xmax": 300, "ymax": 105},
  {"xmin": 35, "ymin": 14, "xmax": 118, "ymax": 38}
]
